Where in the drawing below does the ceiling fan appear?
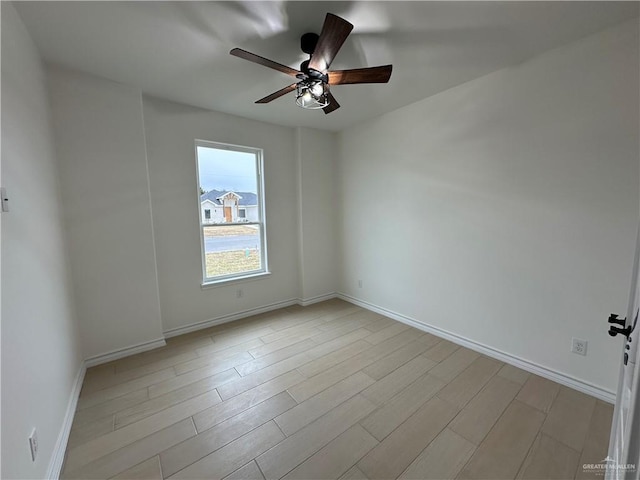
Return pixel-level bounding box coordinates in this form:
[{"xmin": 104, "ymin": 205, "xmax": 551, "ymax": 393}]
[{"xmin": 230, "ymin": 13, "xmax": 393, "ymax": 114}]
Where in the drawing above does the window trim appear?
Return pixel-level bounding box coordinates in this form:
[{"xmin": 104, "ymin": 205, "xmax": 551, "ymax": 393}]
[{"xmin": 195, "ymin": 139, "xmax": 269, "ymax": 286}]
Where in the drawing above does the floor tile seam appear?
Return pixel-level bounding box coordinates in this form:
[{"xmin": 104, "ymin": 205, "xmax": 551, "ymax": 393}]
[
  {"xmin": 434, "ymin": 367, "xmax": 503, "ymax": 411},
  {"xmin": 199, "ymin": 376, "xmax": 307, "ymax": 428},
  {"xmin": 538, "ymin": 426, "xmax": 590, "ymax": 455},
  {"xmin": 277, "ymin": 429, "xmax": 379, "ymax": 480},
  {"xmin": 258, "ymin": 410, "xmax": 375, "ymax": 480},
  {"xmin": 149, "ymin": 366, "xmax": 242, "ymax": 397},
  {"xmin": 276, "ymin": 374, "xmax": 376, "ymax": 437},
  {"xmin": 77, "ymin": 388, "xmax": 222, "ymax": 449},
  {"xmin": 362, "ymin": 343, "xmax": 432, "ymax": 381},
  {"xmin": 513, "ymin": 430, "xmax": 545, "ymax": 480},
  {"xmin": 65, "ymin": 416, "xmax": 200, "ymax": 477},
  {"xmin": 165, "ymin": 419, "xmax": 279, "ymax": 479},
  {"xmin": 193, "ymin": 389, "xmax": 299, "ymax": 437},
  {"xmin": 238, "ymin": 346, "xmax": 320, "ymax": 377},
  {"xmin": 357, "ymin": 386, "xmax": 463, "ymax": 458},
  {"xmin": 72, "ymin": 387, "xmax": 150, "ymax": 427},
  {"xmin": 393, "ymin": 423, "xmax": 458, "ymax": 480},
  {"xmin": 78, "ymin": 368, "xmax": 178, "ymax": 404},
  {"xmin": 459, "ymin": 398, "xmax": 549, "ymax": 480},
  {"xmin": 257, "ymin": 328, "xmax": 325, "ymax": 348},
  {"xmin": 88, "ymin": 343, "xmax": 257, "ymax": 396},
  {"xmin": 113, "ymin": 387, "xmax": 224, "ymax": 431},
  {"xmin": 446, "ymin": 374, "xmax": 530, "ymax": 446},
  {"xmin": 295, "ymin": 338, "xmax": 429, "ymax": 399},
  {"xmin": 297, "ymin": 341, "xmax": 378, "ymax": 376},
  {"xmin": 169, "ymin": 418, "xmax": 285, "ymax": 478},
  {"xmin": 218, "ymin": 368, "xmax": 309, "ymax": 402},
  {"xmin": 360, "ymin": 359, "xmax": 440, "ymax": 406},
  {"xmin": 195, "ymin": 336, "xmax": 268, "ymax": 358}
]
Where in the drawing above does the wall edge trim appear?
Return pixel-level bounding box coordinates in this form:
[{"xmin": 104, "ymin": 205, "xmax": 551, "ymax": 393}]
[
  {"xmin": 163, "ymin": 298, "xmax": 299, "ymax": 339},
  {"xmin": 337, "ymin": 293, "xmax": 616, "ymax": 404},
  {"xmin": 46, "ymin": 361, "xmax": 86, "ymax": 479},
  {"xmin": 84, "ymin": 338, "xmax": 166, "ymax": 368},
  {"xmin": 298, "ymin": 292, "xmax": 338, "ymax": 306}
]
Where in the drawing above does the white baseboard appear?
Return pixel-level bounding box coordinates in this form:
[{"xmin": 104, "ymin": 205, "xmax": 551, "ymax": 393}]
[
  {"xmin": 84, "ymin": 338, "xmax": 166, "ymax": 368},
  {"xmin": 338, "ymin": 293, "xmax": 616, "ymax": 404},
  {"xmin": 163, "ymin": 298, "xmax": 299, "ymax": 339},
  {"xmin": 298, "ymin": 292, "xmax": 338, "ymax": 306},
  {"xmin": 46, "ymin": 361, "xmax": 86, "ymax": 479}
]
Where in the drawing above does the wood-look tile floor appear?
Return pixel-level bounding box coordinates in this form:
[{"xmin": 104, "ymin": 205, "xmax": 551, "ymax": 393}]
[{"xmin": 62, "ymin": 300, "xmax": 613, "ymax": 480}]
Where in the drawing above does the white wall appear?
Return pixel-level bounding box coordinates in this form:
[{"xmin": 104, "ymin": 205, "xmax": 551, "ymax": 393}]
[
  {"xmin": 142, "ymin": 96, "xmax": 300, "ymax": 333},
  {"xmin": 337, "ymin": 20, "xmax": 639, "ymax": 395},
  {"xmin": 47, "ymin": 67, "xmax": 164, "ymax": 359},
  {"xmin": 1, "ymin": 4, "xmax": 82, "ymax": 478},
  {"xmin": 242, "ymin": 205, "xmax": 259, "ymax": 223},
  {"xmin": 296, "ymin": 128, "xmax": 338, "ymax": 302},
  {"xmin": 41, "ymin": 66, "xmax": 339, "ymax": 350}
]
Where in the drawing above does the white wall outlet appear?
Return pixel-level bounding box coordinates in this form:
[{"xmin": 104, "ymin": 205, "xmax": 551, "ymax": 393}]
[
  {"xmin": 571, "ymin": 337, "xmax": 588, "ymax": 356},
  {"xmin": 236, "ymin": 289, "xmax": 243, "ymax": 298},
  {"xmin": 28, "ymin": 428, "xmax": 38, "ymax": 462},
  {"xmin": 358, "ymin": 279, "xmax": 363, "ymax": 288}
]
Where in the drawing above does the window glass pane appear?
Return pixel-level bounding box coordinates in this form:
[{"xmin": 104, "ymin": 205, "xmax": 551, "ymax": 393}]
[
  {"xmin": 203, "ymin": 225, "xmax": 261, "ymax": 278},
  {"xmin": 197, "ymin": 146, "xmax": 257, "ymax": 225},
  {"xmin": 196, "ymin": 141, "xmax": 266, "ymax": 283}
]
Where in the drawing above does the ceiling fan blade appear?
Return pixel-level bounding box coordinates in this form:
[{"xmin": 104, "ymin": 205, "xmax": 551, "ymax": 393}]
[
  {"xmin": 323, "ymin": 92, "xmax": 341, "ymax": 114},
  {"xmin": 308, "ymin": 13, "xmax": 354, "ymax": 73},
  {"xmin": 255, "ymin": 83, "xmax": 297, "ymax": 103},
  {"xmin": 230, "ymin": 48, "xmax": 300, "ymax": 77},
  {"xmin": 328, "ymin": 65, "xmax": 393, "ymax": 85}
]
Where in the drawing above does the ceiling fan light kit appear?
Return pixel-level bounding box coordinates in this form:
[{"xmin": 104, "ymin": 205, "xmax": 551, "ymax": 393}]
[
  {"xmin": 295, "ymin": 81, "xmax": 329, "ymax": 109},
  {"xmin": 230, "ymin": 13, "xmax": 393, "ymax": 114}
]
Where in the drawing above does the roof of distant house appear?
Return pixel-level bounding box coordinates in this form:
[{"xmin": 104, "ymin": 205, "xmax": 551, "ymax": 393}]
[{"xmin": 201, "ymin": 190, "xmax": 258, "ymax": 206}]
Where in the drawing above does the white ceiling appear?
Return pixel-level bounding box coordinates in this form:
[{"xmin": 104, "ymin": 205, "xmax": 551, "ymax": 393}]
[{"xmin": 15, "ymin": 1, "xmax": 639, "ymax": 132}]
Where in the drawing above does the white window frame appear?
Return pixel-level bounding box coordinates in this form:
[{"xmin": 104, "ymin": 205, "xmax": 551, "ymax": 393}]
[{"xmin": 195, "ymin": 139, "xmax": 269, "ymax": 286}]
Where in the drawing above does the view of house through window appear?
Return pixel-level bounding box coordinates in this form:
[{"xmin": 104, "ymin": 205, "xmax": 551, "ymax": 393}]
[{"xmin": 196, "ymin": 141, "xmax": 266, "ymax": 283}]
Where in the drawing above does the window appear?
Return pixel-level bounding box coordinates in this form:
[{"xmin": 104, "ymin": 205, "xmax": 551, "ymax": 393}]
[{"xmin": 195, "ymin": 140, "xmax": 267, "ymax": 284}]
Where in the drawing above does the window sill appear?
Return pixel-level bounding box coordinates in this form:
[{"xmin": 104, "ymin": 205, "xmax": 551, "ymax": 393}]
[{"xmin": 201, "ymin": 271, "xmax": 271, "ymax": 289}]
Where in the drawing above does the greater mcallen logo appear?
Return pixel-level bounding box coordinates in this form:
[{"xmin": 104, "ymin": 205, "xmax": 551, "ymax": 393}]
[{"xmin": 582, "ymin": 457, "xmax": 636, "ymax": 476}]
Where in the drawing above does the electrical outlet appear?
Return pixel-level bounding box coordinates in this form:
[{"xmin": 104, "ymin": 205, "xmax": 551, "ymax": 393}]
[
  {"xmin": 571, "ymin": 338, "xmax": 588, "ymax": 356},
  {"xmin": 236, "ymin": 289, "xmax": 243, "ymax": 298},
  {"xmin": 358, "ymin": 279, "xmax": 363, "ymax": 288},
  {"xmin": 28, "ymin": 429, "xmax": 38, "ymax": 462}
]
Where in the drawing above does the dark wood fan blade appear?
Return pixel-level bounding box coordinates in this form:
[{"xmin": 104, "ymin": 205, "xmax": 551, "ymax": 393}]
[
  {"xmin": 323, "ymin": 92, "xmax": 340, "ymax": 114},
  {"xmin": 230, "ymin": 48, "xmax": 300, "ymax": 77},
  {"xmin": 328, "ymin": 65, "xmax": 392, "ymax": 85},
  {"xmin": 255, "ymin": 84, "xmax": 297, "ymax": 103},
  {"xmin": 308, "ymin": 13, "xmax": 354, "ymax": 73}
]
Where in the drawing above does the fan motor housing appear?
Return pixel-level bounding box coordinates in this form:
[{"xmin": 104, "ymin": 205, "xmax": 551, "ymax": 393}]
[
  {"xmin": 298, "ymin": 59, "xmax": 327, "ymax": 82},
  {"xmin": 300, "ymin": 32, "xmax": 319, "ymax": 55}
]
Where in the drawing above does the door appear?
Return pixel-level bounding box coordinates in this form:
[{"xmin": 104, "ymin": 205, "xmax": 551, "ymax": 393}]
[
  {"xmin": 224, "ymin": 206, "xmax": 232, "ymax": 222},
  {"xmin": 606, "ymin": 224, "xmax": 640, "ymax": 480}
]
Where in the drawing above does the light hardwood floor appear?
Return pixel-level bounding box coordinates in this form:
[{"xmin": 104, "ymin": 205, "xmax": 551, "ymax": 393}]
[{"xmin": 62, "ymin": 300, "xmax": 613, "ymax": 480}]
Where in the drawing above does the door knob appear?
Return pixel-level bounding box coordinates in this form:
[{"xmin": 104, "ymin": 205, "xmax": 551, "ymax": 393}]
[
  {"xmin": 608, "ymin": 313, "xmax": 626, "ymax": 327},
  {"xmin": 609, "ymin": 325, "xmax": 632, "ymax": 339},
  {"xmin": 607, "ymin": 313, "xmax": 636, "ymax": 341}
]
